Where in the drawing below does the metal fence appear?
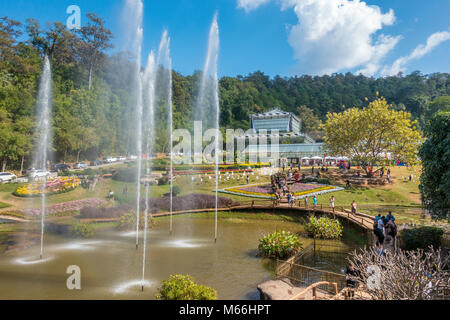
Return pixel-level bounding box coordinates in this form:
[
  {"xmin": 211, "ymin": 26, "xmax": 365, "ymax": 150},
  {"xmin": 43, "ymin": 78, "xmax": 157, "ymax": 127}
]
[{"xmin": 276, "ymin": 258, "xmax": 347, "ymax": 295}]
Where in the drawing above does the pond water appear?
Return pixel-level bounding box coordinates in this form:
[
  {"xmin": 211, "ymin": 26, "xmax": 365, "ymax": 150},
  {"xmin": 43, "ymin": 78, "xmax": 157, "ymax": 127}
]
[{"xmin": 0, "ymin": 217, "xmax": 362, "ymax": 299}]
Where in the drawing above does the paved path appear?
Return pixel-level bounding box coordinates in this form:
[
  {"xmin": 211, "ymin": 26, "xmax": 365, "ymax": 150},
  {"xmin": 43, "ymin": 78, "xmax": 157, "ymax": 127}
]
[{"xmin": 0, "ymin": 214, "xmax": 29, "ymax": 222}]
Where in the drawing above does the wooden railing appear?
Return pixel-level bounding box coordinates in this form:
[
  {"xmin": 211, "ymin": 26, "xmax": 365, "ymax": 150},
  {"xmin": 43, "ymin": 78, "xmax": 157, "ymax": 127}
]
[{"xmin": 289, "ymin": 281, "xmax": 338, "ymax": 300}]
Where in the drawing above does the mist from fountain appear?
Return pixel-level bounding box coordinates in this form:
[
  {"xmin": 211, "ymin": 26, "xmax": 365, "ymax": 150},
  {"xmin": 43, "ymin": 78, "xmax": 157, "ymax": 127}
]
[
  {"xmin": 194, "ymin": 13, "xmax": 220, "ymax": 242},
  {"xmin": 32, "ymin": 55, "xmax": 52, "ymax": 259},
  {"xmin": 141, "ymin": 50, "xmax": 155, "ymax": 291},
  {"xmin": 155, "ymin": 30, "xmax": 174, "ymax": 235},
  {"xmin": 124, "ymin": 0, "xmax": 144, "ymax": 250}
]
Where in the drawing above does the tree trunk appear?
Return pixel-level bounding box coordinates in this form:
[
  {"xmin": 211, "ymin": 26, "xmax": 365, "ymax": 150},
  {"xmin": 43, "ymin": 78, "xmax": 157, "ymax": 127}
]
[
  {"xmin": 20, "ymin": 156, "xmax": 25, "ymax": 175},
  {"xmin": 88, "ymin": 64, "xmax": 93, "ymax": 91},
  {"xmin": 2, "ymin": 159, "xmax": 6, "ymax": 172},
  {"xmin": 77, "ymin": 150, "xmax": 81, "ymax": 163}
]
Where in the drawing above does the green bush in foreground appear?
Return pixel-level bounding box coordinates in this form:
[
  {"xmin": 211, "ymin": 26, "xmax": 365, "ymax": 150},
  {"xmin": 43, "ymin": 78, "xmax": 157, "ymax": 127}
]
[
  {"xmin": 305, "ymin": 216, "xmax": 343, "ymax": 239},
  {"xmin": 400, "ymin": 226, "xmax": 444, "ymax": 251},
  {"xmin": 70, "ymin": 223, "xmax": 94, "ymax": 238},
  {"xmin": 156, "ymin": 274, "xmax": 217, "ymax": 300},
  {"xmin": 116, "ymin": 211, "xmax": 154, "ymax": 231},
  {"xmin": 258, "ymin": 230, "xmax": 302, "ymax": 259}
]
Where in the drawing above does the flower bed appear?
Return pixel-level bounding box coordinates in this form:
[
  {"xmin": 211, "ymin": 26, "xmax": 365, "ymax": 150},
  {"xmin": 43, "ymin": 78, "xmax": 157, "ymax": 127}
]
[
  {"xmin": 14, "ymin": 177, "xmax": 81, "ymax": 197},
  {"xmin": 219, "ymin": 182, "xmax": 343, "ymax": 199},
  {"xmin": 174, "ymin": 169, "xmax": 253, "ymax": 176},
  {"xmin": 21, "ymin": 198, "xmax": 107, "ymax": 217}
]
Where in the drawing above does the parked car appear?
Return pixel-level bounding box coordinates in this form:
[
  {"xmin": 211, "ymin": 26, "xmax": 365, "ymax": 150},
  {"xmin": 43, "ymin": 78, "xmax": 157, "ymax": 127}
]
[
  {"xmin": 73, "ymin": 162, "xmax": 88, "ymax": 169},
  {"xmin": 103, "ymin": 157, "xmax": 117, "ymax": 163},
  {"xmin": 52, "ymin": 163, "xmax": 71, "ymax": 172},
  {"xmin": 128, "ymin": 155, "xmax": 138, "ymax": 160},
  {"xmin": 28, "ymin": 169, "xmax": 50, "ymax": 179},
  {"xmin": 117, "ymin": 156, "xmax": 126, "ymax": 161},
  {"xmin": 90, "ymin": 160, "xmax": 102, "ymax": 166},
  {"xmin": 0, "ymin": 172, "xmax": 17, "ymax": 182}
]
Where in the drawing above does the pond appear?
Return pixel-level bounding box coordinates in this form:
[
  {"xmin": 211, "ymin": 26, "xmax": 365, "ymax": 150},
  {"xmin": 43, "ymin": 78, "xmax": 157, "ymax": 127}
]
[{"xmin": 0, "ymin": 216, "xmax": 364, "ymax": 299}]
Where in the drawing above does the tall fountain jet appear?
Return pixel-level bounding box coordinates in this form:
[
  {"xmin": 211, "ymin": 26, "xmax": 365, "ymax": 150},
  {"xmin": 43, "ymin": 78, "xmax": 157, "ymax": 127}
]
[
  {"xmin": 141, "ymin": 51, "xmax": 155, "ymax": 291},
  {"xmin": 156, "ymin": 30, "xmax": 174, "ymax": 235},
  {"xmin": 125, "ymin": 0, "xmax": 144, "ymax": 250},
  {"xmin": 33, "ymin": 55, "xmax": 52, "ymax": 259},
  {"xmin": 139, "ymin": 30, "xmax": 173, "ymax": 292},
  {"xmin": 194, "ymin": 13, "xmax": 220, "ymax": 242}
]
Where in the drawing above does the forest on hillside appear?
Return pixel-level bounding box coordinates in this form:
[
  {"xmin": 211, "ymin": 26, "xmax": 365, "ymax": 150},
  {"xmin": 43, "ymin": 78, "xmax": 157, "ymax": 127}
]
[{"xmin": 1, "ymin": 14, "xmax": 449, "ymax": 171}]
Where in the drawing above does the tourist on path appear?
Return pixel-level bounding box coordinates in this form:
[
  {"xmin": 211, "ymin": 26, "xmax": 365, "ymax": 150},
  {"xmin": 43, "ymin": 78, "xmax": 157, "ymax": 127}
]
[
  {"xmin": 290, "ymin": 193, "xmax": 295, "ymax": 207},
  {"xmin": 345, "ymin": 264, "xmax": 360, "ymax": 298},
  {"xmin": 375, "ymin": 241, "xmax": 384, "ymax": 257},
  {"xmin": 246, "ymin": 174, "xmax": 249, "ymax": 184},
  {"xmin": 386, "ymin": 219, "xmax": 397, "ymax": 248},
  {"xmin": 351, "ymin": 200, "xmax": 357, "ymax": 215},
  {"xmin": 386, "ymin": 211, "xmax": 395, "ymax": 222},
  {"xmin": 313, "ymin": 195, "xmax": 318, "ymax": 209},
  {"xmin": 287, "ymin": 192, "xmax": 291, "ymax": 205},
  {"xmin": 304, "ymin": 196, "xmax": 308, "ymax": 208},
  {"xmin": 375, "ymin": 216, "xmax": 385, "ymax": 245},
  {"xmin": 108, "ymin": 189, "xmax": 114, "ymax": 201},
  {"xmin": 330, "ymin": 196, "xmax": 335, "ymax": 213}
]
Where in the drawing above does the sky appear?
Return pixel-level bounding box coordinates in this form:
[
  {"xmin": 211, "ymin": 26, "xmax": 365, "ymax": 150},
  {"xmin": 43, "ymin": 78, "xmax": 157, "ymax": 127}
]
[{"xmin": 1, "ymin": 0, "xmax": 449, "ymax": 78}]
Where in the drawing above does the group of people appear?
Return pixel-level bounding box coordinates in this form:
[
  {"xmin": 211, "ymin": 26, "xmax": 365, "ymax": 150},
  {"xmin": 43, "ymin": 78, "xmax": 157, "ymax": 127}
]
[{"xmin": 373, "ymin": 211, "xmax": 397, "ymax": 248}]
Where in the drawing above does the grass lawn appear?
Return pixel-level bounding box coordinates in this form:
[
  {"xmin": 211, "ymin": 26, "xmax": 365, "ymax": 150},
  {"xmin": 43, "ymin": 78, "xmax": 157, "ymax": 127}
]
[{"xmin": 0, "ymin": 201, "xmax": 11, "ymax": 209}]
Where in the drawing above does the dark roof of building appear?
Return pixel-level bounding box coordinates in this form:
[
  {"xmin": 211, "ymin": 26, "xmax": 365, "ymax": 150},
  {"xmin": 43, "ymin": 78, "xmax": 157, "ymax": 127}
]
[{"xmin": 251, "ymin": 109, "xmax": 301, "ymax": 123}]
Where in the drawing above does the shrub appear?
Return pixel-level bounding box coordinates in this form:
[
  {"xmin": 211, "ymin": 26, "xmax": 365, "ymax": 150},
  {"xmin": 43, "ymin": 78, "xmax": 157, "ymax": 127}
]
[
  {"xmin": 112, "ymin": 167, "xmax": 137, "ymax": 182},
  {"xmin": 156, "ymin": 274, "xmax": 217, "ymax": 300},
  {"xmin": 79, "ymin": 205, "xmax": 131, "ymax": 219},
  {"xmin": 317, "ymin": 178, "xmax": 331, "ymax": 185},
  {"xmin": 172, "ymin": 185, "xmax": 181, "ymax": 196},
  {"xmin": 258, "ymin": 230, "xmax": 302, "ymax": 259},
  {"xmin": 157, "ymin": 176, "xmax": 169, "ymax": 185},
  {"xmin": 400, "ymin": 226, "xmax": 444, "ymax": 251},
  {"xmin": 81, "ymin": 168, "xmax": 95, "ymax": 176},
  {"xmin": 70, "ymin": 223, "xmax": 94, "ymax": 238},
  {"xmin": 116, "ymin": 211, "xmax": 154, "ymax": 231},
  {"xmin": 304, "ymin": 216, "xmax": 343, "ymax": 239},
  {"xmin": 142, "ymin": 194, "xmax": 235, "ymax": 213}
]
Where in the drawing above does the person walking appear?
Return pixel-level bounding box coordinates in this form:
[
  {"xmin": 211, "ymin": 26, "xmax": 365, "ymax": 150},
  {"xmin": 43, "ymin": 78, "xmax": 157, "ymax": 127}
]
[
  {"xmin": 313, "ymin": 195, "xmax": 318, "ymax": 209},
  {"xmin": 330, "ymin": 196, "xmax": 335, "ymax": 213},
  {"xmin": 287, "ymin": 192, "xmax": 291, "ymax": 205},
  {"xmin": 108, "ymin": 189, "xmax": 114, "ymax": 201},
  {"xmin": 386, "ymin": 211, "xmax": 395, "ymax": 222},
  {"xmin": 304, "ymin": 196, "xmax": 308, "ymax": 208},
  {"xmin": 386, "ymin": 219, "xmax": 398, "ymax": 248},
  {"xmin": 246, "ymin": 174, "xmax": 249, "ymax": 185},
  {"xmin": 351, "ymin": 200, "xmax": 357, "ymax": 215},
  {"xmin": 290, "ymin": 193, "xmax": 295, "ymax": 207},
  {"xmin": 345, "ymin": 264, "xmax": 360, "ymax": 298},
  {"xmin": 376, "ymin": 216, "xmax": 385, "ymax": 245}
]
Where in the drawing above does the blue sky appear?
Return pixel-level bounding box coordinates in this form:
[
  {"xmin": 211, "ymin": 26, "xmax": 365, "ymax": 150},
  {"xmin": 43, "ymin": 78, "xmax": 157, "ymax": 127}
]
[{"xmin": 1, "ymin": 0, "xmax": 449, "ymax": 77}]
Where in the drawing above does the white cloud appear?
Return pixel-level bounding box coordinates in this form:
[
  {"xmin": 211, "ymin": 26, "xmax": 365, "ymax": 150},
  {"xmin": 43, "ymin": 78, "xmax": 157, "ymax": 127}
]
[
  {"xmin": 382, "ymin": 30, "xmax": 450, "ymax": 76},
  {"xmin": 237, "ymin": 0, "xmax": 401, "ymax": 76},
  {"xmin": 237, "ymin": 0, "xmax": 271, "ymax": 13}
]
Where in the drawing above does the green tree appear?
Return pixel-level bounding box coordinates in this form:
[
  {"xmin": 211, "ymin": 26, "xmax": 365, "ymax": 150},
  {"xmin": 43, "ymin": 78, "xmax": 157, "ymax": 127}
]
[
  {"xmin": 419, "ymin": 111, "xmax": 450, "ymax": 220},
  {"xmin": 322, "ymin": 97, "xmax": 422, "ymax": 176},
  {"xmin": 296, "ymin": 105, "xmax": 323, "ymax": 140},
  {"xmin": 77, "ymin": 13, "xmax": 113, "ymax": 90}
]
